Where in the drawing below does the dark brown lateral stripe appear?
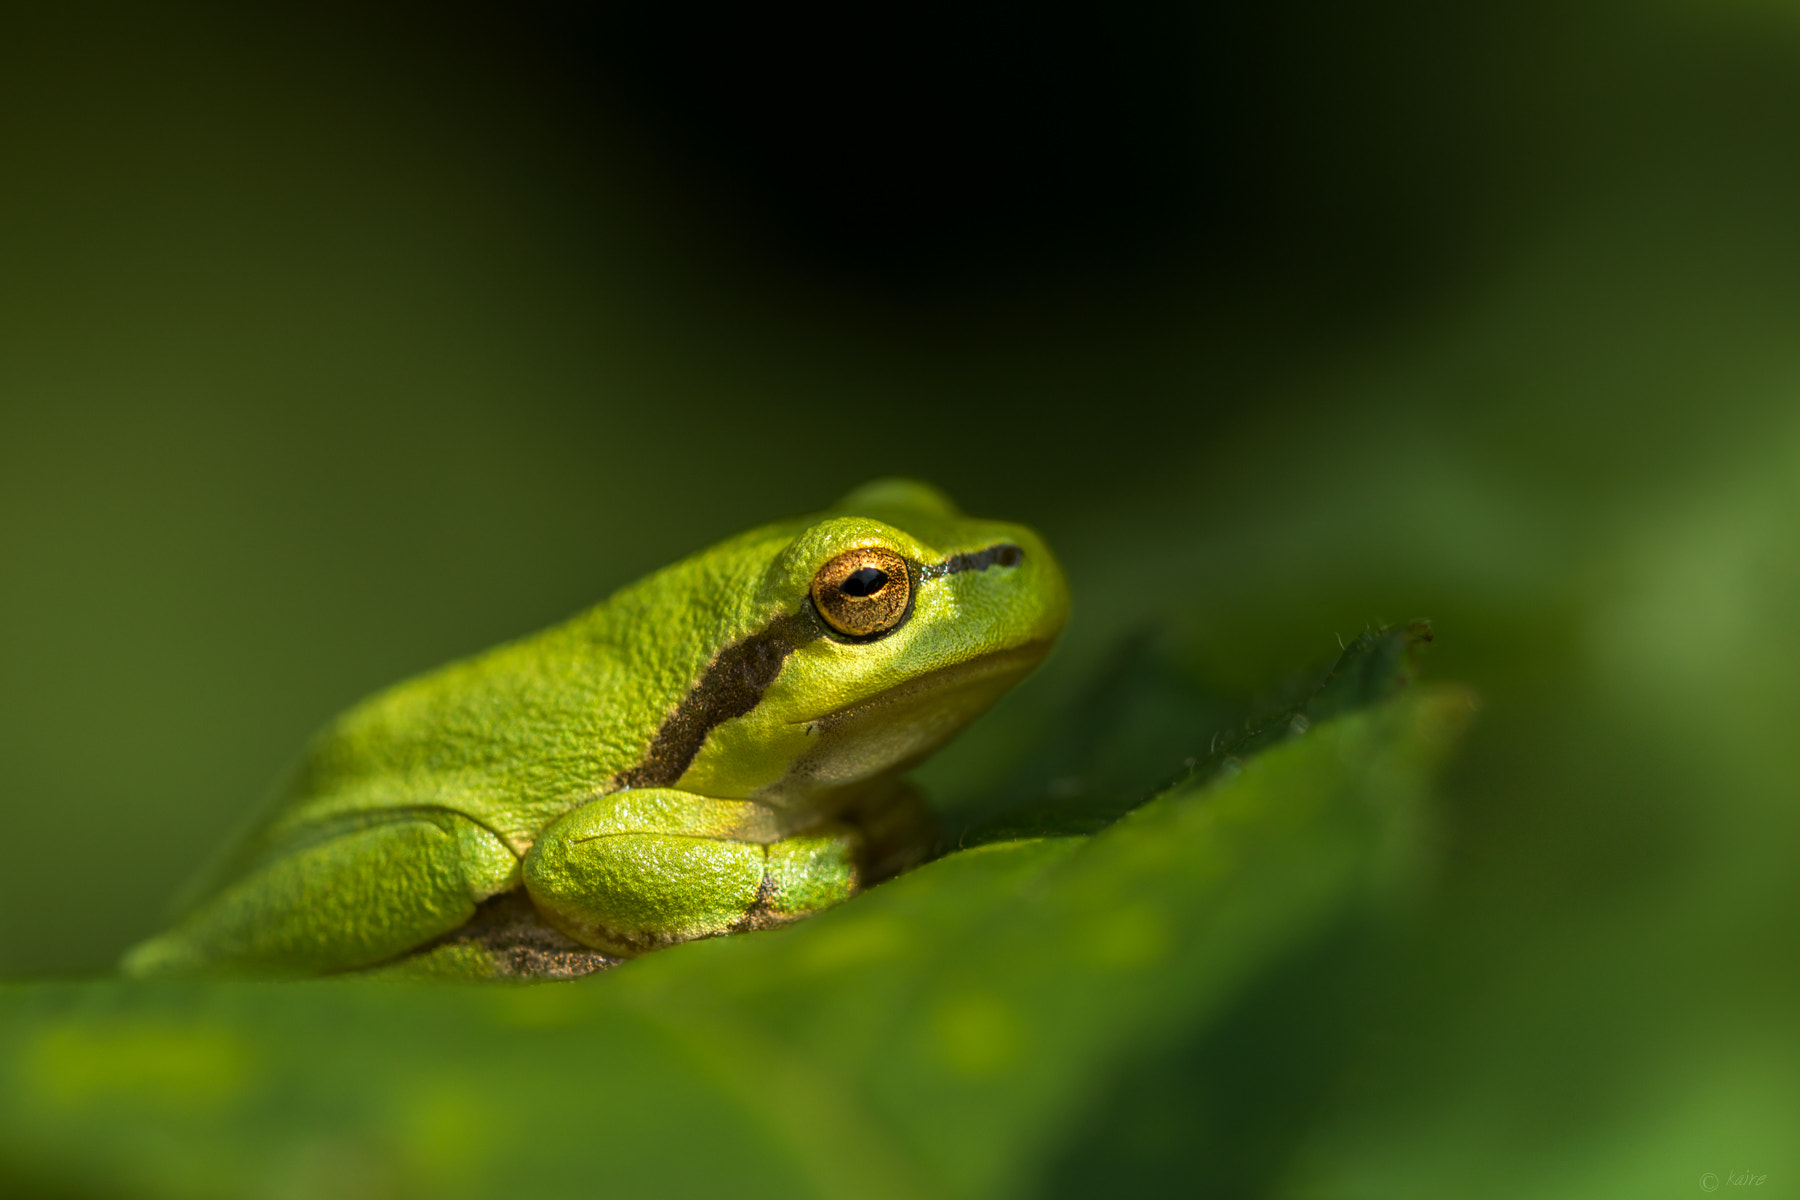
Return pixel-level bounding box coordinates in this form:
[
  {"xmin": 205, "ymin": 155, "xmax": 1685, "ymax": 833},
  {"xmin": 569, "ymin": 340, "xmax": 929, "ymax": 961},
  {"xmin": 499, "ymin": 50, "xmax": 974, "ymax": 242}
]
[
  {"xmin": 613, "ymin": 611, "xmax": 819, "ymax": 790},
  {"xmin": 615, "ymin": 542, "xmax": 1023, "ymax": 791},
  {"xmin": 919, "ymin": 542, "xmax": 1024, "ymax": 582}
]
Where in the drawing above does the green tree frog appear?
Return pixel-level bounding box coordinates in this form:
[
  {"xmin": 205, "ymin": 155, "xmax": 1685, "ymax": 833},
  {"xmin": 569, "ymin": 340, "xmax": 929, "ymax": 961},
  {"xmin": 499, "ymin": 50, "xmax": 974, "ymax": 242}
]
[{"xmin": 122, "ymin": 480, "xmax": 1068, "ymax": 980}]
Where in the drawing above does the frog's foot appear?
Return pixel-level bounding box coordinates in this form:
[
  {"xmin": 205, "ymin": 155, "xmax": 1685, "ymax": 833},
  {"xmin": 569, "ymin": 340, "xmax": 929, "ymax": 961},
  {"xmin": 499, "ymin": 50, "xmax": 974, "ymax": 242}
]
[
  {"xmin": 521, "ymin": 789, "xmax": 861, "ymax": 957},
  {"xmin": 368, "ymin": 891, "xmax": 623, "ymax": 981},
  {"xmin": 839, "ymin": 777, "xmax": 942, "ymax": 884}
]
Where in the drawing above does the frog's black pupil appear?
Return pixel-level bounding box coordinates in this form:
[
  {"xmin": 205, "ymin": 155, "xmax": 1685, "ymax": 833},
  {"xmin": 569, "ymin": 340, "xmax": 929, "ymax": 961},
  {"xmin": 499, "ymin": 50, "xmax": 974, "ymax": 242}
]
[{"xmin": 840, "ymin": 567, "xmax": 888, "ymax": 597}]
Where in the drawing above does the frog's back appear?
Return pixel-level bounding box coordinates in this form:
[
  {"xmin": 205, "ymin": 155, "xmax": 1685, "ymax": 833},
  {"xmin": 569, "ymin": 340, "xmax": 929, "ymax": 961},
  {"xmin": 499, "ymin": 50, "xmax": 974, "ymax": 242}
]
[
  {"xmin": 228, "ymin": 520, "xmax": 803, "ymax": 869},
  {"xmin": 268, "ymin": 617, "xmax": 631, "ymax": 852}
]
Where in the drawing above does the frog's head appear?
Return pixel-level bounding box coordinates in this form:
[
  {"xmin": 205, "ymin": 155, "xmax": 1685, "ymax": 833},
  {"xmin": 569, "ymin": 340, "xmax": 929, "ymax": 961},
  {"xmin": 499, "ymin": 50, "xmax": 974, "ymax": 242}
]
[{"xmin": 623, "ymin": 479, "xmax": 1068, "ymax": 809}]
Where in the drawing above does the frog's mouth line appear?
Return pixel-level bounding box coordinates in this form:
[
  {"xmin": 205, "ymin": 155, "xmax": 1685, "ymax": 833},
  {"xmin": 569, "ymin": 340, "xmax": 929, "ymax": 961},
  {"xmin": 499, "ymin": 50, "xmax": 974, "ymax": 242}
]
[{"xmin": 795, "ymin": 640, "xmax": 1053, "ymax": 729}]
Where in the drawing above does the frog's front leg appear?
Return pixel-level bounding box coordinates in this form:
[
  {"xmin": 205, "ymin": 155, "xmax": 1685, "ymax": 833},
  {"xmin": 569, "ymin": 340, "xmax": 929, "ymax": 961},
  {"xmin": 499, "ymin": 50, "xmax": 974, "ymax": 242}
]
[{"xmin": 521, "ymin": 789, "xmax": 861, "ymax": 956}]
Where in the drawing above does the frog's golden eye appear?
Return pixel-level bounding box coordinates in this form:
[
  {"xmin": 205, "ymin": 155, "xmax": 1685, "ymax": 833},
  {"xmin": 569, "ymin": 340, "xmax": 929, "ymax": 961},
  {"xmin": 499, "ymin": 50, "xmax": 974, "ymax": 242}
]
[{"xmin": 810, "ymin": 547, "xmax": 914, "ymax": 640}]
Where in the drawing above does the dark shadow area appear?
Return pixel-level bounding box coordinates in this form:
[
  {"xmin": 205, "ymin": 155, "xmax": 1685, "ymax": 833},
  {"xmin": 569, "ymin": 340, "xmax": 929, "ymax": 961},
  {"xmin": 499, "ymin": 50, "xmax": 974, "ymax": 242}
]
[{"xmin": 499, "ymin": 0, "xmax": 1550, "ymax": 318}]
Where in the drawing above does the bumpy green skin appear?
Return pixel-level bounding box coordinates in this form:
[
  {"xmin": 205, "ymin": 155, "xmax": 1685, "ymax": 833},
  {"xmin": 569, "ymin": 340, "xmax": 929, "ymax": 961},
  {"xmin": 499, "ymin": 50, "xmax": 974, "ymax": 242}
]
[{"xmin": 122, "ymin": 480, "xmax": 1068, "ymax": 977}]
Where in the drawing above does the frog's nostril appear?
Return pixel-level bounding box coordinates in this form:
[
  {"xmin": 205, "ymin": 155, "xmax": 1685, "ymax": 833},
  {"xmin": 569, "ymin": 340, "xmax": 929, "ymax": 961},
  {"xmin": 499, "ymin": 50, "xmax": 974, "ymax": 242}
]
[{"xmin": 996, "ymin": 545, "xmax": 1023, "ymax": 568}]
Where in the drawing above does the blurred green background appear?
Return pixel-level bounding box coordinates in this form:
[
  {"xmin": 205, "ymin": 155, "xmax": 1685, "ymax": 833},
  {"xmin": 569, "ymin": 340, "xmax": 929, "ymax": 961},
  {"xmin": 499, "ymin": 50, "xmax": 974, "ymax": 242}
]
[{"xmin": 2, "ymin": 2, "xmax": 1797, "ymax": 1195}]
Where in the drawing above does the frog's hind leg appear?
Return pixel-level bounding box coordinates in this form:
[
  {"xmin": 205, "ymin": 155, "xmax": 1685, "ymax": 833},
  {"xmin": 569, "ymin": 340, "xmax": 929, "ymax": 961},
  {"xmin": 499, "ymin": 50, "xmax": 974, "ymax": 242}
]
[{"xmin": 120, "ymin": 810, "xmax": 519, "ymax": 978}]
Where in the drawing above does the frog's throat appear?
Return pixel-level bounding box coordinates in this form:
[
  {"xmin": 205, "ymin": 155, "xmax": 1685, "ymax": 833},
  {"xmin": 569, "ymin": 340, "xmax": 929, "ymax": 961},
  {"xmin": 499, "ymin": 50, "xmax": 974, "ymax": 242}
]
[
  {"xmin": 610, "ymin": 542, "xmax": 1028, "ymax": 793},
  {"xmin": 750, "ymin": 639, "xmax": 1051, "ymax": 810}
]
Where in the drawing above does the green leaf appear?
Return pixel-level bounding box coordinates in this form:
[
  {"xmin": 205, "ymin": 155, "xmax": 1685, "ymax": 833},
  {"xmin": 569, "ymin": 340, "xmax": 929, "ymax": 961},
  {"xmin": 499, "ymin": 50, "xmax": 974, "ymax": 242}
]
[
  {"xmin": 960, "ymin": 619, "xmax": 1437, "ymax": 842},
  {"xmin": 0, "ymin": 672, "xmax": 1472, "ymax": 1200}
]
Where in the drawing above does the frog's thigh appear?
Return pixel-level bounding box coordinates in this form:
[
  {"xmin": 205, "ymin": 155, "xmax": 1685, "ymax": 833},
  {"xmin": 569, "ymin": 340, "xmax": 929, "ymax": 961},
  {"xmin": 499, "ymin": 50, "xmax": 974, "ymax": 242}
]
[
  {"xmin": 522, "ymin": 789, "xmax": 861, "ymax": 956},
  {"xmin": 121, "ymin": 812, "xmax": 518, "ymax": 978}
]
